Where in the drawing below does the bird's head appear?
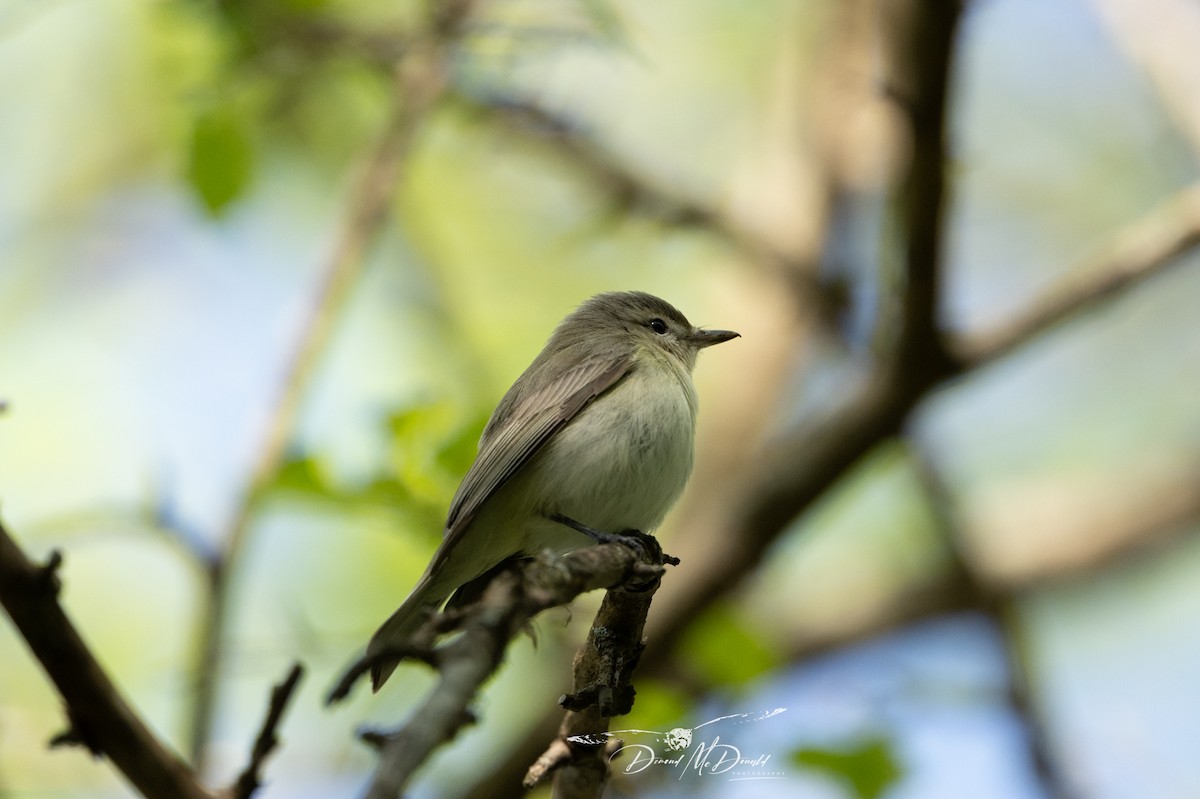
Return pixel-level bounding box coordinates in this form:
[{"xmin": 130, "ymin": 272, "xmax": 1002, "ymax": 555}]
[{"xmin": 562, "ymin": 291, "xmax": 739, "ymax": 371}]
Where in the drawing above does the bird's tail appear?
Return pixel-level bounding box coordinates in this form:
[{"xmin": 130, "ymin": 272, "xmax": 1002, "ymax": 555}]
[{"xmin": 366, "ymin": 578, "xmax": 444, "ymax": 691}]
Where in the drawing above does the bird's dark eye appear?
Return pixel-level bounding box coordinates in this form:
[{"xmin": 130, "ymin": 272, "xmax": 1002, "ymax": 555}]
[{"xmin": 647, "ymin": 318, "xmax": 668, "ymax": 335}]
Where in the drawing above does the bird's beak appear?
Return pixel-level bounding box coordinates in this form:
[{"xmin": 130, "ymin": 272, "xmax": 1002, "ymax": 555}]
[{"xmin": 689, "ymin": 328, "xmax": 740, "ymax": 348}]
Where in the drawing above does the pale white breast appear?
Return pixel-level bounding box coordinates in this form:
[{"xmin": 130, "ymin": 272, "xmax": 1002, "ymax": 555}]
[{"xmin": 524, "ymin": 352, "xmax": 698, "ymax": 539}]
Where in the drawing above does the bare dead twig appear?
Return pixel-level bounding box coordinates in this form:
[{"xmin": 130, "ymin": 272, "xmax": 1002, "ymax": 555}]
[
  {"xmin": 228, "ymin": 663, "xmax": 306, "ymax": 799},
  {"xmin": 523, "ymin": 737, "xmax": 574, "ymax": 789},
  {"xmin": 0, "ymin": 520, "xmax": 312, "ymax": 799}
]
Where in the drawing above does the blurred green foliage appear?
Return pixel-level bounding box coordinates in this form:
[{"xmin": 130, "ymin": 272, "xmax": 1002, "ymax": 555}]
[
  {"xmin": 618, "ymin": 676, "xmax": 692, "ymax": 734},
  {"xmin": 163, "ymin": 0, "xmax": 409, "ymax": 214},
  {"xmin": 386, "ymin": 400, "xmax": 488, "ymax": 510},
  {"xmin": 678, "ymin": 602, "xmax": 782, "ymax": 687},
  {"xmin": 791, "ymin": 736, "xmax": 903, "ymax": 799},
  {"xmin": 265, "ymin": 399, "xmax": 489, "ymax": 539}
]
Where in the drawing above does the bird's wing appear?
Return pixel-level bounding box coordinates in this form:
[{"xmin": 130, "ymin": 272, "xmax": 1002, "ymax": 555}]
[{"xmin": 437, "ymin": 350, "xmax": 633, "ymax": 557}]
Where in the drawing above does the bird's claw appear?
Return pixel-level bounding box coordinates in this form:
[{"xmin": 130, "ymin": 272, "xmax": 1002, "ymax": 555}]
[{"xmin": 550, "ymin": 515, "xmax": 678, "ymax": 584}]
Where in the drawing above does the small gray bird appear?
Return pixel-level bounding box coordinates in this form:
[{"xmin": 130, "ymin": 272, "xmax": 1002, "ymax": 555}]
[{"xmin": 366, "ymin": 291, "xmax": 738, "ymax": 690}]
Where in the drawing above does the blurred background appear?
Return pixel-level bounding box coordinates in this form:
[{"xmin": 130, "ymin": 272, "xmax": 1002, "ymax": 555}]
[{"xmin": 2, "ymin": 0, "xmax": 1199, "ymax": 797}]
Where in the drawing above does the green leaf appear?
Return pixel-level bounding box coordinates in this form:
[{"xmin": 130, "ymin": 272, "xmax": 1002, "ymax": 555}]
[
  {"xmin": 270, "ymin": 454, "xmax": 333, "ymax": 497},
  {"xmin": 186, "ymin": 103, "xmax": 254, "ymax": 215},
  {"xmin": 256, "ymin": 400, "xmax": 487, "ymax": 540},
  {"xmin": 791, "ymin": 736, "xmax": 903, "ymax": 799},
  {"xmin": 263, "ymin": 452, "xmax": 446, "ymax": 540}
]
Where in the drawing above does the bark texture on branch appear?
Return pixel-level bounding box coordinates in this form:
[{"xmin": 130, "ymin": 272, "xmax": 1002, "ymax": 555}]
[{"xmin": 340, "ymin": 541, "xmax": 670, "ymax": 799}]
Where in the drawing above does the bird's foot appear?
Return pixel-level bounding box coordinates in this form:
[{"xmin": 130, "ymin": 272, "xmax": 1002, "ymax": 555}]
[{"xmin": 549, "ymin": 514, "xmax": 680, "ymax": 588}]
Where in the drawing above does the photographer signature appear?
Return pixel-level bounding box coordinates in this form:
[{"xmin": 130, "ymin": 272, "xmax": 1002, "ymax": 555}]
[{"xmin": 566, "ymin": 708, "xmax": 787, "ymax": 782}]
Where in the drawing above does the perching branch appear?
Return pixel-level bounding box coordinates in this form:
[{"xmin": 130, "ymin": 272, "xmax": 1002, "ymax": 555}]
[
  {"xmin": 525, "ymin": 568, "xmax": 660, "ymax": 798},
  {"xmin": 332, "ymin": 542, "xmax": 668, "ymax": 799}
]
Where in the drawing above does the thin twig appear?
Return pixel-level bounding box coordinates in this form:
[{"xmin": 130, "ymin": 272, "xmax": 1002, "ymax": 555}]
[
  {"xmin": 228, "ymin": 663, "xmax": 306, "ymax": 799},
  {"xmin": 327, "ymin": 645, "xmax": 439, "ymax": 705}
]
